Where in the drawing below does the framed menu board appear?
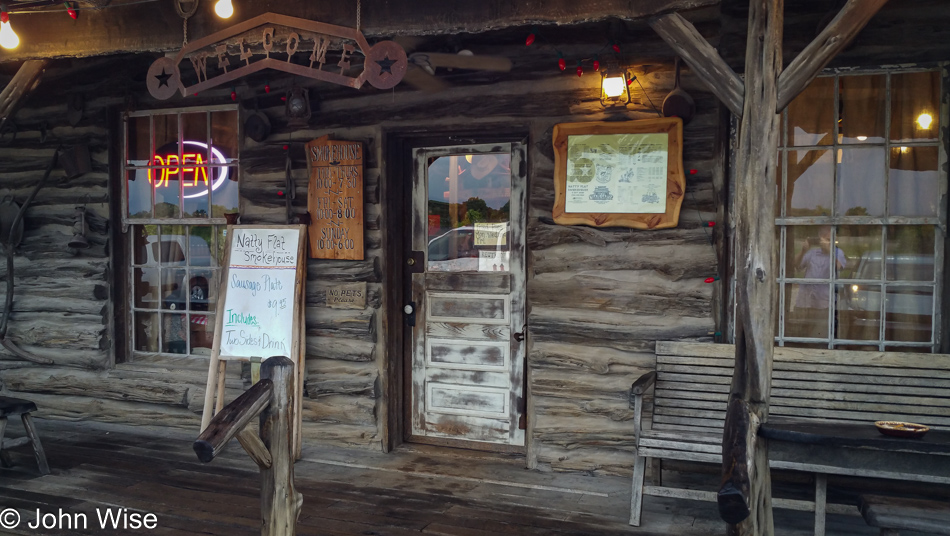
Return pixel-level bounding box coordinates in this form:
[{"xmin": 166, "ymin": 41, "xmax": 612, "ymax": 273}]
[{"xmin": 552, "ymin": 118, "xmax": 685, "ymax": 230}]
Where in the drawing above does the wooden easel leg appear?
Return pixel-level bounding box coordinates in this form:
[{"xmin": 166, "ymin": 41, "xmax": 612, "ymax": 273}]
[
  {"xmin": 0, "ymin": 417, "xmax": 11, "ymax": 468},
  {"xmin": 201, "ymin": 355, "xmax": 221, "ymax": 431},
  {"xmin": 214, "ymin": 360, "xmax": 228, "ymax": 415},
  {"xmin": 21, "ymin": 413, "xmax": 49, "ymax": 475},
  {"xmin": 294, "ymin": 304, "xmax": 304, "ymax": 460}
]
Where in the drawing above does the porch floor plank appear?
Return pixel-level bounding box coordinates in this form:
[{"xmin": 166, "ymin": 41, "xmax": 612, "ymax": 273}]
[{"xmin": 0, "ymin": 419, "xmax": 899, "ymax": 535}]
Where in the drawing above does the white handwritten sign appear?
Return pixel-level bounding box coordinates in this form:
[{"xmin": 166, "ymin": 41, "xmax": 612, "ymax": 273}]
[{"xmin": 218, "ymin": 228, "xmax": 301, "ymax": 360}]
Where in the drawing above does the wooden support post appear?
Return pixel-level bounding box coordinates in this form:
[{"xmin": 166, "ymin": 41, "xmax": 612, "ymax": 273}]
[
  {"xmin": 20, "ymin": 413, "xmax": 49, "ymax": 475},
  {"xmin": 260, "ymin": 356, "xmax": 302, "ymax": 536},
  {"xmin": 237, "ymin": 428, "xmax": 273, "ymax": 469},
  {"xmin": 725, "ymin": 0, "xmax": 783, "ymax": 534}
]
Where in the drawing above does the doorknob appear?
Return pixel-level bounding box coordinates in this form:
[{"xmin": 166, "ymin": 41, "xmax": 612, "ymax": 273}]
[
  {"xmin": 404, "ymin": 301, "xmax": 417, "ymax": 327},
  {"xmin": 514, "ymin": 330, "xmax": 526, "ymax": 342}
]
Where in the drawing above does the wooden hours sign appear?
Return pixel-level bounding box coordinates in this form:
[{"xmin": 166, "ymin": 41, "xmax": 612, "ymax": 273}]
[{"xmin": 306, "ymin": 136, "xmax": 364, "ymax": 260}]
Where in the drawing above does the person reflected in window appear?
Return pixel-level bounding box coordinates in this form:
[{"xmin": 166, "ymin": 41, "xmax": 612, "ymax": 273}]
[{"xmin": 789, "ymin": 226, "xmax": 846, "ymax": 339}]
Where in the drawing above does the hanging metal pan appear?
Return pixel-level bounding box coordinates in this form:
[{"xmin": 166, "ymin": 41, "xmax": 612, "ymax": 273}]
[
  {"xmin": 662, "ymin": 57, "xmax": 696, "ymax": 125},
  {"xmin": 0, "ymin": 197, "xmax": 24, "ymax": 248}
]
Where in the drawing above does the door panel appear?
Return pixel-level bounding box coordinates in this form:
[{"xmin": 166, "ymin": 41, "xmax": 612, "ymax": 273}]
[{"xmin": 409, "ymin": 142, "xmax": 526, "ymax": 447}]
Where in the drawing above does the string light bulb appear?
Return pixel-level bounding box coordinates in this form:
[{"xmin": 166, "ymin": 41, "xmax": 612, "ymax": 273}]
[
  {"xmin": 0, "ymin": 10, "xmax": 19, "ymax": 50},
  {"xmin": 65, "ymin": 2, "xmax": 77, "ymax": 19},
  {"xmin": 214, "ymin": 0, "xmax": 233, "ymax": 18}
]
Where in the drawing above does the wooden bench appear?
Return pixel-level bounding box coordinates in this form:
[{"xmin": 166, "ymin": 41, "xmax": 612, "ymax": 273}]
[
  {"xmin": 859, "ymin": 494, "xmax": 950, "ymax": 535},
  {"xmin": 629, "ymin": 341, "xmax": 950, "ymax": 535},
  {"xmin": 0, "ymin": 396, "xmax": 49, "ymax": 475}
]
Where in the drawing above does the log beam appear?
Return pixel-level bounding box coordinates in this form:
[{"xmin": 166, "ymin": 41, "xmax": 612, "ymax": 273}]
[
  {"xmin": 193, "ymin": 379, "xmax": 273, "ymax": 463},
  {"xmin": 650, "ymin": 13, "xmax": 744, "ymax": 116},
  {"xmin": 237, "ymin": 428, "xmax": 273, "ymax": 470},
  {"xmin": 0, "ymin": 60, "xmax": 48, "ymax": 129},
  {"xmin": 776, "ymin": 0, "xmax": 890, "ymax": 111}
]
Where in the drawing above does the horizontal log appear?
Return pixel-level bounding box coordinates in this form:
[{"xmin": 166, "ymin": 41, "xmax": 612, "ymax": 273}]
[
  {"xmin": 300, "ymin": 395, "xmax": 376, "ymax": 426},
  {"xmin": 0, "ymin": 367, "xmax": 189, "ymax": 406},
  {"xmin": 305, "ymin": 306, "xmax": 376, "ymax": 341},
  {"xmin": 298, "ymin": 422, "xmax": 379, "ymax": 448},
  {"xmin": 194, "ymin": 378, "xmax": 273, "ymax": 463},
  {"xmin": 529, "ymin": 342, "xmax": 655, "ymax": 375},
  {"xmin": 531, "ymin": 366, "xmax": 651, "ymax": 402},
  {"xmin": 529, "ymin": 271, "xmax": 712, "ymax": 318},
  {"xmin": 535, "ymin": 443, "xmax": 636, "ymax": 476},
  {"xmin": 307, "ymin": 257, "xmax": 380, "ymax": 283},
  {"xmin": 1, "ymin": 389, "xmax": 200, "ymax": 428},
  {"xmin": 304, "ymin": 336, "xmax": 375, "ymax": 362},
  {"xmin": 533, "ymin": 396, "xmax": 636, "ymax": 422},
  {"xmin": 532, "ymin": 242, "xmax": 717, "ymax": 280},
  {"xmin": 305, "ymin": 360, "xmax": 378, "ymax": 398},
  {"xmin": 0, "ymin": 344, "xmax": 107, "ymax": 369},
  {"xmin": 529, "ymin": 306, "xmax": 714, "ymax": 352}
]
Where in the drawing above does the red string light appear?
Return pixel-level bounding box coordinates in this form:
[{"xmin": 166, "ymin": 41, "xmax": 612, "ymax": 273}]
[
  {"xmin": 264, "ymin": 83, "xmax": 271, "ymax": 94},
  {"xmin": 230, "ymin": 88, "xmax": 237, "ymax": 101},
  {"xmin": 65, "ymin": 2, "xmax": 77, "ymax": 19},
  {"xmin": 593, "ymin": 57, "xmax": 600, "ymax": 72},
  {"xmin": 707, "ymin": 221, "xmax": 716, "ymax": 228},
  {"xmin": 525, "ymin": 33, "xmax": 535, "ymax": 46},
  {"xmin": 704, "ymin": 276, "xmax": 719, "ymax": 284},
  {"xmin": 576, "ymin": 61, "xmax": 583, "ymax": 77},
  {"xmin": 611, "ymin": 42, "xmax": 621, "ymax": 53},
  {"xmin": 689, "ymin": 169, "xmax": 697, "ymax": 175},
  {"xmin": 557, "ymin": 53, "xmax": 566, "ymax": 71}
]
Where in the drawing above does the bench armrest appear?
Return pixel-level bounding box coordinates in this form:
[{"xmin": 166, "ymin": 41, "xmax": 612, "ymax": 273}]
[
  {"xmin": 631, "ymin": 371, "xmax": 657, "ymax": 396},
  {"xmin": 630, "ymin": 371, "xmax": 657, "ymax": 441}
]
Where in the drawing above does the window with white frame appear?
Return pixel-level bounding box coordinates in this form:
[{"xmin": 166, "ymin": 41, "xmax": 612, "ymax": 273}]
[
  {"xmin": 123, "ymin": 106, "xmax": 239, "ymax": 357},
  {"xmin": 775, "ymin": 70, "xmax": 946, "ymax": 352}
]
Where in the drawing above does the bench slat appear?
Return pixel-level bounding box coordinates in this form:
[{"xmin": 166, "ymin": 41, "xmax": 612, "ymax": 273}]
[
  {"xmin": 775, "ymin": 361, "xmax": 950, "ymax": 379},
  {"xmin": 859, "ymin": 495, "xmax": 950, "ymax": 535},
  {"xmin": 650, "ymin": 422, "xmax": 724, "ymax": 435},
  {"xmin": 773, "ymin": 378, "xmax": 949, "ymax": 398}
]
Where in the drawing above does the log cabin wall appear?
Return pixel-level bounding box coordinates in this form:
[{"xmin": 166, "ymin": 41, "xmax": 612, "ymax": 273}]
[{"xmin": 0, "ymin": 13, "xmax": 725, "ymax": 474}]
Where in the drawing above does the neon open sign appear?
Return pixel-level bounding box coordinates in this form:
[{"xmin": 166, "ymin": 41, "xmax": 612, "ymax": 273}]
[{"xmin": 148, "ymin": 141, "xmax": 229, "ymax": 199}]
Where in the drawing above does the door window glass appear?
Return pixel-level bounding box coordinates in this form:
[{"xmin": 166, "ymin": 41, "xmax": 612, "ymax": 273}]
[{"xmin": 427, "ymin": 153, "xmax": 511, "ymax": 272}]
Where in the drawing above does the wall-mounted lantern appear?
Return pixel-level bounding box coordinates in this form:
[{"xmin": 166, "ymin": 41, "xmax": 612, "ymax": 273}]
[{"xmin": 601, "ymin": 63, "xmax": 630, "ymax": 108}]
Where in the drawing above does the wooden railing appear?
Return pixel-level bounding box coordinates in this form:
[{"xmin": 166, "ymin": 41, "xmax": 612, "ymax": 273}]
[{"xmin": 194, "ymin": 356, "xmax": 302, "ymax": 536}]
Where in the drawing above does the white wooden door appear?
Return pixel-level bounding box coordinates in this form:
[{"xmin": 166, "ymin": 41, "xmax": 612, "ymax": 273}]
[{"xmin": 408, "ymin": 142, "xmax": 527, "ymax": 447}]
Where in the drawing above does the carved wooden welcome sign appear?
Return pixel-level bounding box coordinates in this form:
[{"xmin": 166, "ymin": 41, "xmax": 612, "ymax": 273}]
[{"xmin": 146, "ymin": 13, "xmax": 408, "ymax": 100}]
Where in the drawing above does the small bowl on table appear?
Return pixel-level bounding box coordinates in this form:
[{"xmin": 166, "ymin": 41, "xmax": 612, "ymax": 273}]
[{"xmin": 874, "ymin": 421, "xmax": 929, "ymax": 439}]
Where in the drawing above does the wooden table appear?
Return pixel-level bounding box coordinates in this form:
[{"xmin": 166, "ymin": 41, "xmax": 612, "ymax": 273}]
[{"xmin": 759, "ymin": 419, "xmax": 950, "ymax": 535}]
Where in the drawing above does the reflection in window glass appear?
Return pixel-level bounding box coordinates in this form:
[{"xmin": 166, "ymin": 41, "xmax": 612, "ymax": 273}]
[
  {"xmin": 839, "ymin": 74, "xmax": 886, "ymax": 144},
  {"xmin": 786, "ymin": 150, "xmax": 832, "ymax": 217},
  {"xmin": 891, "ymin": 71, "xmax": 940, "ymax": 143},
  {"xmin": 884, "ymin": 286, "xmax": 933, "ymax": 343},
  {"xmin": 886, "ymin": 226, "xmax": 935, "ymax": 282},
  {"xmin": 427, "ymin": 153, "xmax": 511, "ymax": 272},
  {"xmin": 775, "ymin": 71, "xmax": 942, "ymax": 352},
  {"xmin": 836, "ymin": 147, "xmax": 885, "ymax": 217},
  {"xmin": 788, "ymin": 76, "xmax": 834, "ymax": 147},
  {"xmin": 889, "ymin": 146, "xmax": 939, "ymax": 217}
]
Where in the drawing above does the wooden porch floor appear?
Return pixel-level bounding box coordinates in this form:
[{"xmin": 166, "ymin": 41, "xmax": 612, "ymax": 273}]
[{"xmin": 0, "ymin": 419, "xmax": 891, "ymax": 535}]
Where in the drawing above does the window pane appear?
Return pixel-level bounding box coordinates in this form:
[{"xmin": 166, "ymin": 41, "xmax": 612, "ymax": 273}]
[
  {"xmin": 839, "ymin": 283, "xmax": 881, "ymax": 341},
  {"xmin": 211, "ymin": 166, "xmax": 239, "ymax": 217},
  {"xmin": 837, "ymin": 147, "xmax": 885, "ymax": 216},
  {"xmin": 787, "ymin": 226, "xmax": 842, "ymax": 279},
  {"xmin": 886, "ymin": 226, "xmax": 935, "ymax": 282},
  {"xmin": 189, "ymin": 269, "xmax": 214, "ymax": 312},
  {"xmin": 127, "ymin": 116, "xmax": 151, "ymax": 164},
  {"xmin": 837, "ymin": 225, "xmax": 882, "ymax": 281},
  {"xmin": 884, "ymin": 285, "xmax": 933, "ymax": 343},
  {"xmin": 839, "ymin": 74, "xmax": 885, "ymax": 144},
  {"xmin": 785, "ymin": 283, "xmax": 830, "ymax": 338},
  {"xmin": 154, "ymin": 168, "xmax": 181, "ymax": 218},
  {"xmin": 885, "ymin": 345, "xmax": 932, "ymax": 353},
  {"xmin": 788, "ymin": 76, "xmax": 834, "ymax": 146},
  {"xmin": 889, "ymin": 146, "xmax": 939, "ymax": 217},
  {"xmin": 162, "ymin": 313, "xmax": 188, "ymax": 354},
  {"xmin": 891, "ymin": 71, "xmax": 940, "ymax": 143},
  {"xmin": 786, "ymin": 150, "xmax": 833, "ymax": 217},
  {"xmin": 211, "ymin": 110, "xmax": 239, "ymax": 164},
  {"xmin": 213, "ymin": 226, "xmax": 227, "ymax": 265},
  {"xmin": 127, "ymin": 170, "xmax": 152, "ymax": 219},
  {"xmin": 153, "ymin": 113, "xmax": 179, "ymax": 157},
  {"xmin": 191, "ymin": 313, "xmax": 214, "ymax": 355},
  {"xmin": 133, "ymin": 267, "xmax": 159, "ymax": 308},
  {"xmin": 134, "ymin": 312, "xmax": 159, "ymax": 352},
  {"xmin": 181, "ymin": 113, "xmax": 208, "ymax": 150},
  {"xmin": 427, "ymin": 154, "xmax": 511, "ymax": 272},
  {"xmin": 133, "ymin": 225, "xmax": 157, "ymax": 266}
]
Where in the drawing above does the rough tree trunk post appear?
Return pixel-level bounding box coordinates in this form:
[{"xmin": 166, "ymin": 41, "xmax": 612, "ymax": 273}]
[
  {"xmin": 260, "ymin": 356, "xmax": 302, "ymax": 536},
  {"xmin": 726, "ymin": 0, "xmax": 783, "ymax": 533}
]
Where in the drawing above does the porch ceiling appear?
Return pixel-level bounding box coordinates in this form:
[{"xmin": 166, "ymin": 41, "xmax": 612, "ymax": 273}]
[{"xmin": 0, "ymin": 0, "xmax": 718, "ymax": 63}]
